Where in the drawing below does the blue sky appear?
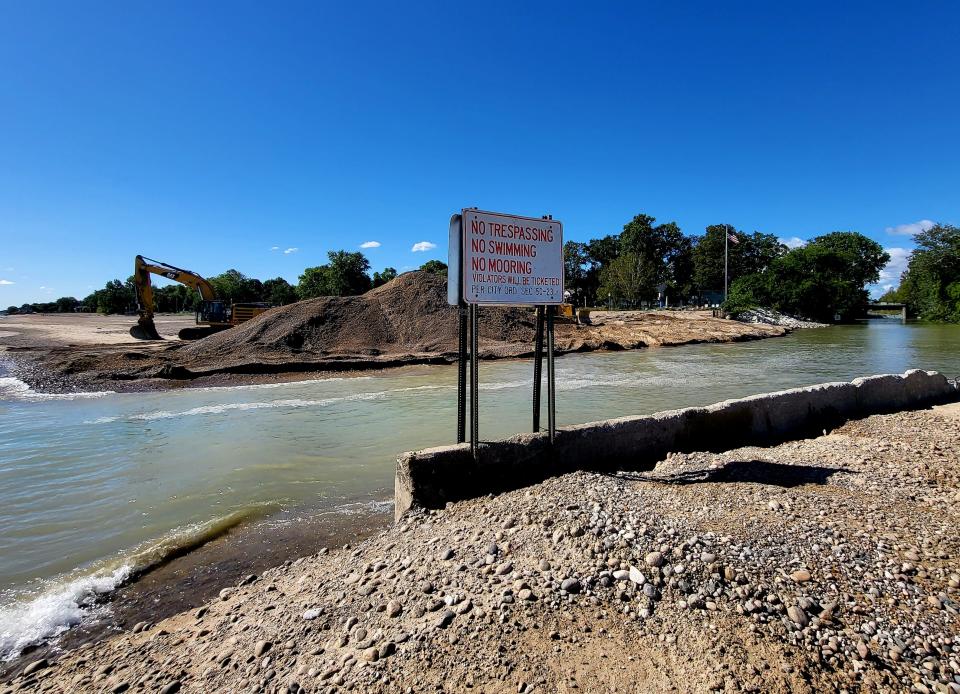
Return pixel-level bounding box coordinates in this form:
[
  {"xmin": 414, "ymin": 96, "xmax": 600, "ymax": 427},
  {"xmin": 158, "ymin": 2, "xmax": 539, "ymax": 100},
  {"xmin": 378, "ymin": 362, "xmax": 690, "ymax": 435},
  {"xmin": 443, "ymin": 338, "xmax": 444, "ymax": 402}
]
[{"xmin": 1, "ymin": 1, "xmax": 957, "ymax": 306}]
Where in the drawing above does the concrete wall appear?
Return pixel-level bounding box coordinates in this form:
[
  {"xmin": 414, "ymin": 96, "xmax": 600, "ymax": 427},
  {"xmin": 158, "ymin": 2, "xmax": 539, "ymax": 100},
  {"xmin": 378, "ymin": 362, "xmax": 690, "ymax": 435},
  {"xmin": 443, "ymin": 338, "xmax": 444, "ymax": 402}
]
[{"xmin": 395, "ymin": 370, "xmax": 957, "ymax": 519}]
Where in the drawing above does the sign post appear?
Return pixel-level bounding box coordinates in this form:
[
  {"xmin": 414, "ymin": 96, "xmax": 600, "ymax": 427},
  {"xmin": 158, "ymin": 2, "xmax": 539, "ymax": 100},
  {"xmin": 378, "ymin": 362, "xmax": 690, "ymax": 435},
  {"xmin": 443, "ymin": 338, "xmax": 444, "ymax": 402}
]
[{"xmin": 449, "ymin": 209, "xmax": 564, "ymax": 456}]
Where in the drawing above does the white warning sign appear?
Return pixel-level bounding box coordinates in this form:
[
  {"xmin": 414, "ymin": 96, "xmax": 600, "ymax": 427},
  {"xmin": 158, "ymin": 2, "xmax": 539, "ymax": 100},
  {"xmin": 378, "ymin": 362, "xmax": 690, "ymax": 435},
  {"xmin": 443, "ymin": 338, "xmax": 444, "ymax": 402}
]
[{"xmin": 461, "ymin": 209, "xmax": 564, "ymax": 305}]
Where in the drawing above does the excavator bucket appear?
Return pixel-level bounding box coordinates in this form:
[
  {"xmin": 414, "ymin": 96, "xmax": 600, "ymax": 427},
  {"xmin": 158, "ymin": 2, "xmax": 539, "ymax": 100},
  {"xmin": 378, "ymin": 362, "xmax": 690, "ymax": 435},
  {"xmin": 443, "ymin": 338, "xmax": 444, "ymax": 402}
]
[{"xmin": 130, "ymin": 318, "xmax": 163, "ymax": 340}]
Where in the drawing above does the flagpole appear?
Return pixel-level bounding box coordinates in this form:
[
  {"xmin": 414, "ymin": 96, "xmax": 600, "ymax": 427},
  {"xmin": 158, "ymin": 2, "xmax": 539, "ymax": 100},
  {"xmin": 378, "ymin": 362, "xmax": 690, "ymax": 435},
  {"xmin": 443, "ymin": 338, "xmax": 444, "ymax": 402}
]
[{"xmin": 724, "ymin": 224, "xmax": 728, "ymax": 303}]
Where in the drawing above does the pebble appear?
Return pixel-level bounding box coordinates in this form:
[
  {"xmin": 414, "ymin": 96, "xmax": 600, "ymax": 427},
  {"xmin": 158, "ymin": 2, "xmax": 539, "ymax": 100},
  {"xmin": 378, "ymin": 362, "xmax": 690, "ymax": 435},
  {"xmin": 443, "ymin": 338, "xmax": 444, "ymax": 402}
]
[
  {"xmin": 386, "ymin": 599, "xmax": 403, "ymax": 617},
  {"xmin": 560, "ymin": 578, "xmax": 582, "ymax": 594},
  {"xmin": 495, "ymin": 562, "xmax": 513, "ymax": 576},
  {"xmin": 22, "ymin": 659, "xmax": 48, "ymax": 676},
  {"xmin": 435, "ymin": 609, "xmax": 455, "ymax": 629},
  {"xmin": 302, "ymin": 608, "xmax": 322, "ymax": 620},
  {"xmin": 159, "ymin": 683, "xmax": 181, "ymax": 694},
  {"xmin": 786, "ymin": 606, "xmax": 809, "ymax": 628},
  {"xmin": 628, "ymin": 566, "xmax": 645, "ymax": 585},
  {"xmin": 789, "ymin": 569, "xmax": 811, "ymax": 583},
  {"xmin": 645, "ymin": 551, "xmax": 664, "ymax": 567},
  {"xmin": 254, "ymin": 640, "xmax": 272, "ymax": 657}
]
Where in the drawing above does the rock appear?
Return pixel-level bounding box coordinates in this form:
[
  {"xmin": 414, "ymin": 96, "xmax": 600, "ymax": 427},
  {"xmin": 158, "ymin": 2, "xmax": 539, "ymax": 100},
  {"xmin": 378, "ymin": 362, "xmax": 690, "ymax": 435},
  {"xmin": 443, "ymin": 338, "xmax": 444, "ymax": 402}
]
[
  {"xmin": 701, "ymin": 552, "xmax": 716, "ymax": 563},
  {"xmin": 159, "ymin": 683, "xmax": 182, "ymax": 694},
  {"xmin": 628, "ymin": 566, "xmax": 645, "ymax": 585},
  {"xmin": 645, "ymin": 551, "xmax": 664, "ymax": 567},
  {"xmin": 254, "ymin": 640, "xmax": 273, "ymax": 657},
  {"xmin": 361, "ymin": 647, "xmax": 379, "ymax": 662},
  {"xmin": 387, "ymin": 599, "xmax": 403, "ymax": 617},
  {"xmin": 786, "ymin": 606, "xmax": 809, "ymax": 628},
  {"xmin": 856, "ymin": 641, "xmax": 870, "ymax": 659},
  {"xmin": 560, "ymin": 578, "xmax": 582, "ymax": 594},
  {"xmin": 132, "ymin": 621, "xmax": 149, "ymax": 633},
  {"xmin": 218, "ymin": 587, "xmax": 234, "ymax": 600},
  {"xmin": 539, "ymin": 559, "xmax": 551, "ymax": 571},
  {"xmin": 790, "ymin": 569, "xmax": 811, "ymax": 583},
  {"xmin": 302, "ymin": 608, "xmax": 322, "ymax": 620},
  {"xmin": 435, "ymin": 609, "xmax": 455, "ymax": 629},
  {"xmin": 495, "ymin": 562, "xmax": 513, "ymax": 576},
  {"xmin": 767, "ymin": 500, "xmax": 783, "ymax": 511},
  {"xmin": 612, "ymin": 569, "xmax": 629, "ymax": 581},
  {"xmin": 440, "ymin": 548, "xmax": 455, "ymax": 560},
  {"xmin": 22, "ymin": 659, "xmax": 48, "ymax": 676},
  {"xmin": 111, "ymin": 683, "xmax": 130, "ymax": 694}
]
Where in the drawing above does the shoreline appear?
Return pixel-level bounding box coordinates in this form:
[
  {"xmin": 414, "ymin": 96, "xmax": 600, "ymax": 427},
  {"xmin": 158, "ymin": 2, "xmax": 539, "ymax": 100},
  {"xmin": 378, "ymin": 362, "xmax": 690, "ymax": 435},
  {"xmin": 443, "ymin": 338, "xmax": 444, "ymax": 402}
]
[
  {"xmin": 5, "ymin": 403, "xmax": 958, "ymax": 692},
  {"xmin": 0, "ymin": 497, "xmax": 393, "ymax": 680},
  {"xmin": 1, "ymin": 309, "xmax": 789, "ymax": 395}
]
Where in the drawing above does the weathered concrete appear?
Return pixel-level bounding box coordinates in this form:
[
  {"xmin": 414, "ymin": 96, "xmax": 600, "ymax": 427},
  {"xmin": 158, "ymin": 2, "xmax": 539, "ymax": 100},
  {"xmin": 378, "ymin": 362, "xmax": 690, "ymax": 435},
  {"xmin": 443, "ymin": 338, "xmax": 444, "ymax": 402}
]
[{"xmin": 395, "ymin": 369, "xmax": 957, "ymax": 519}]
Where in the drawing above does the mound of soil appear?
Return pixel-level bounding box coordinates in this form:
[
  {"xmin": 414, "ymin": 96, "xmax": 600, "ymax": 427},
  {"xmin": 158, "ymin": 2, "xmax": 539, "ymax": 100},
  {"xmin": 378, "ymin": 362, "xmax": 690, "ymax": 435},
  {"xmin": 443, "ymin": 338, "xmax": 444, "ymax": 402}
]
[{"xmin": 180, "ymin": 271, "xmax": 538, "ymax": 364}]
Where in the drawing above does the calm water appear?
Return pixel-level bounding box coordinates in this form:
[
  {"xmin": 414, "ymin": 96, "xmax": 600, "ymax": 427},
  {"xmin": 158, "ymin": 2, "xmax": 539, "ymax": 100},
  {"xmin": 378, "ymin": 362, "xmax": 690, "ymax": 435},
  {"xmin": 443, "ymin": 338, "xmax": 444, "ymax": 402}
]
[{"xmin": 1, "ymin": 318, "xmax": 959, "ymax": 658}]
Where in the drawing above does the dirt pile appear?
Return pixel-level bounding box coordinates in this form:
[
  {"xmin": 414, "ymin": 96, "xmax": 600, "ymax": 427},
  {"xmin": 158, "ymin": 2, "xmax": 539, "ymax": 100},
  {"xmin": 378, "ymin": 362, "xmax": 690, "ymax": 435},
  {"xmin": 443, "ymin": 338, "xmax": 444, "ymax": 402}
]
[{"xmin": 180, "ymin": 271, "xmax": 538, "ymax": 364}]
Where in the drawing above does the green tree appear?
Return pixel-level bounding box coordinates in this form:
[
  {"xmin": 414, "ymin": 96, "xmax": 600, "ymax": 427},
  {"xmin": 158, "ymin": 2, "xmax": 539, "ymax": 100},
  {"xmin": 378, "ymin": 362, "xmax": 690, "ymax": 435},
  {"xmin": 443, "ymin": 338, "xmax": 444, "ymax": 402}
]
[
  {"xmin": 6, "ymin": 306, "xmax": 19, "ymax": 314},
  {"xmin": 96, "ymin": 279, "xmax": 135, "ymax": 314},
  {"xmin": 372, "ymin": 267, "xmax": 398, "ymax": 288},
  {"xmin": 262, "ymin": 277, "xmax": 298, "ymax": 305},
  {"xmin": 899, "ymin": 223, "xmax": 960, "ymax": 321},
  {"xmin": 297, "ymin": 251, "xmax": 372, "ymax": 298},
  {"xmin": 563, "ymin": 241, "xmax": 591, "ymax": 304},
  {"xmin": 55, "ymin": 296, "xmax": 80, "ymax": 313},
  {"xmin": 808, "ymin": 231, "xmax": 889, "ymax": 288},
  {"xmin": 692, "ymin": 225, "xmax": 787, "ymax": 291},
  {"xmin": 208, "ymin": 269, "xmax": 264, "ymax": 303},
  {"xmin": 419, "ymin": 260, "xmax": 448, "ymax": 275},
  {"xmin": 598, "ymin": 252, "xmax": 656, "ymax": 307},
  {"xmin": 724, "ymin": 233, "xmax": 888, "ymax": 322}
]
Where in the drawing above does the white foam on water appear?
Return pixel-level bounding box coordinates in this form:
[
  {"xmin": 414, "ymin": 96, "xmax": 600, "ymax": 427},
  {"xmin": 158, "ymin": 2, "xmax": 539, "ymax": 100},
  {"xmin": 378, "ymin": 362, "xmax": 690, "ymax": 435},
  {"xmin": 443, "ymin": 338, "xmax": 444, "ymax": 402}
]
[
  {"xmin": 190, "ymin": 376, "xmax": 374, "ymax": 393},
  {"xmin": 0, "ymin": 564, "xmax": 132, "ymax": 662},
  {"xmin": 0, "ymin": 510, "xmax": 258, "ymax": 661},
  {"xmin": 85, "ymin": 391, "xmax": 389, "ymax": 424},
  {"xmin": 0, "ymin": 376, "xmax": 115, "ymax": 402}
]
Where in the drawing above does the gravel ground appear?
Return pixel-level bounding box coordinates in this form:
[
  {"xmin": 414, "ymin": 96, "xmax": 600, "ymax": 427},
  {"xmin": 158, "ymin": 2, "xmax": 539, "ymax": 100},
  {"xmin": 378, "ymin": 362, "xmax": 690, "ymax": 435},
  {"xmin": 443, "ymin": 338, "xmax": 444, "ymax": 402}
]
[{"xmin": 7, "ymin": 404, "xmax": 959, "ymax": 694}]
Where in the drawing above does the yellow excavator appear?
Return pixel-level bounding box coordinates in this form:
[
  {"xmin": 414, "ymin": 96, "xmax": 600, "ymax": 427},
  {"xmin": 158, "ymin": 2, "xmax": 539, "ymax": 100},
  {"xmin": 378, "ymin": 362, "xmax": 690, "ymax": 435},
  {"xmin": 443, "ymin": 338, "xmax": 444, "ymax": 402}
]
[{"xmin": 131, "ymin": 255, "xmax": 270, "ymax": 340}]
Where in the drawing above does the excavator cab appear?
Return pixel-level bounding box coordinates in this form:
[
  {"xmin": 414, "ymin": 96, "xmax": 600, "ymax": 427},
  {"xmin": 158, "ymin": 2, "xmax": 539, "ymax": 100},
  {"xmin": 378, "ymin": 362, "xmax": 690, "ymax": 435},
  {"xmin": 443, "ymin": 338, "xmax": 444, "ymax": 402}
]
[{"xmin": 199, "ymin": 300, "xmax": 230, "ymax": 325}]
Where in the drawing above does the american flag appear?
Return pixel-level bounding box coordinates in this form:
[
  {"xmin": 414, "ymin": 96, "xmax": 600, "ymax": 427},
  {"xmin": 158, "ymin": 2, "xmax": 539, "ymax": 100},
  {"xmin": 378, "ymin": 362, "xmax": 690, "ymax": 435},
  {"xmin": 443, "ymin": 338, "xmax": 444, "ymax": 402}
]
[{"xmin": 727, "ymin": 231, "xmax": 739, "ymax": 245}]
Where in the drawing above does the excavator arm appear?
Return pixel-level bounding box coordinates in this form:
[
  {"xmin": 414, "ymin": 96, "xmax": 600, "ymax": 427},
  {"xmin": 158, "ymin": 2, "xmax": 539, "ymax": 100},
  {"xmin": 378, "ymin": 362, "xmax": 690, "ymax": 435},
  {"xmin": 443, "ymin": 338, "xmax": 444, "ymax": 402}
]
[{"xmin": 132, "ymin": 255, "xmax": 219, "ymax": 339}]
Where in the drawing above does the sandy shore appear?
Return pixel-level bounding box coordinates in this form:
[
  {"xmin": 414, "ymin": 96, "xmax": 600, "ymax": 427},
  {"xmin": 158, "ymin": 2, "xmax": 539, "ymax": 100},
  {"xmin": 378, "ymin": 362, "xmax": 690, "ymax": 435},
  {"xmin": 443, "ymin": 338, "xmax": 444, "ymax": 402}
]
[
  {"xmin": 0, "ymin": 311, "xmax": 786, "ymax": 394},
  {"xmin": 6, "ymin": 403, "xmax": 958, "ymax": 692}
]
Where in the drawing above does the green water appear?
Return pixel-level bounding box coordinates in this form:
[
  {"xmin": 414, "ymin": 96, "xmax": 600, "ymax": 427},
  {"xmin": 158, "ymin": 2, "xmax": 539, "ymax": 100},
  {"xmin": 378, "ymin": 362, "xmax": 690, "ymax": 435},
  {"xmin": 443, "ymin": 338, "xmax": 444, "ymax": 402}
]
[{"xmin": 1, "ymin": 318, "xmax": 959, "ymax": 658}]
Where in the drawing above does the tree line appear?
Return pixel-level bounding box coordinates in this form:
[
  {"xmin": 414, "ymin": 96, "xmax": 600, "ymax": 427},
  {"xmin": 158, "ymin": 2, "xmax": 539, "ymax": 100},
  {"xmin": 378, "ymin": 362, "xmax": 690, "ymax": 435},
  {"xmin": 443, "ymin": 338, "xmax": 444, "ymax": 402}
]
[
  {"xmin": 12, "ymin": 219, "xmax": 958, "ymax": 324},
  {"xmin": 4, "ymin": 253, "xmax": 448, "ymax": 316},
  {"xmin": 566, "ymin": 213, "xmax": 890, "ymax": 323},
  {"xmin": 879, "ymin": 223, "xmax": 960, "ymax": 322}
]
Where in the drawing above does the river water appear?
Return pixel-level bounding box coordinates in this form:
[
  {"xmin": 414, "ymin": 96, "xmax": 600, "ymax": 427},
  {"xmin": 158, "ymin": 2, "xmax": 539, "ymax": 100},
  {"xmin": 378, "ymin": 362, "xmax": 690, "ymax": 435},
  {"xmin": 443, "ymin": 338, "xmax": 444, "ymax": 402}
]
[{"xmin": 2, "ymin": 318, "xmax": 959, "ymax": 660}]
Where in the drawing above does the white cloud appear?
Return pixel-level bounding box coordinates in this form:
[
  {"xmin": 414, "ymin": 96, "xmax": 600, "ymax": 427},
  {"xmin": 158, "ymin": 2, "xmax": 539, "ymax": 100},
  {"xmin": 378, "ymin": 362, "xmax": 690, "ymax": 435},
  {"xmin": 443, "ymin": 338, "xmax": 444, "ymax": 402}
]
[
  {"xmin": 878, "ymin": 247, "xmax": 911, "ymax": 286},
  {"xmin": 411, "ymin": 241, "xmax": 437, "ymax": 252},
  {"xmin": 779, "ymin": 236, "xmax": 806, "ymax": 249},
  {"xmin": 885, "ymin": 219, "xmax": 934, "ymax": 236},
  {"xmin": 269, "ymin": 246, "xmax": 280, "ymax": 251},
  {"xmin": 0, "ymin": 279, "xmax": 14, "ymax": 285},
  {"xmin": 360, "ymin": 241, "xmax": 381, "ymax": 249},
  {"xmin": 283, "ymin": 247, "xmax": 299, "ymax": 254}
]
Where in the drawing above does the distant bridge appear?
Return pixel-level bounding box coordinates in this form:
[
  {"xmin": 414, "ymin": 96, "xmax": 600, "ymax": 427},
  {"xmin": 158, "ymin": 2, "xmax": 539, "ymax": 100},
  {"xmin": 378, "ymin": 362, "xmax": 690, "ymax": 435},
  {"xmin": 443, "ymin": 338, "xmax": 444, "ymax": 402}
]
[{"xmin": 867, "ymin": 302, "xmax": 907, "ymax": 321}]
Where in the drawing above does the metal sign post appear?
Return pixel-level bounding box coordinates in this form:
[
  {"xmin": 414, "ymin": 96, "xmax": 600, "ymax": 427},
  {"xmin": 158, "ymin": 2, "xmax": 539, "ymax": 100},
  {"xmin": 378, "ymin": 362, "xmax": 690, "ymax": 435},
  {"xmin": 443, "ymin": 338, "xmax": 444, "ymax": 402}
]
[
  {"xmin": 449, "ymin": 209, "xmax": 563, "ymax": 458},
  {"xmin": 532, "ymin": 306, "xmax": 545, "ymax": 432}
]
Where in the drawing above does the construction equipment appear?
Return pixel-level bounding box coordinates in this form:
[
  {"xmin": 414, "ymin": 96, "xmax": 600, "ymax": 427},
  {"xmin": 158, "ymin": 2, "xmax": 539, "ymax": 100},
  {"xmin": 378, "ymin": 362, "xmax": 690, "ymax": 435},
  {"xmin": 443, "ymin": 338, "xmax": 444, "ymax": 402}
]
[{"xmin": 131, "ymin": 255, "xmax": 270, "ymax": 340}]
